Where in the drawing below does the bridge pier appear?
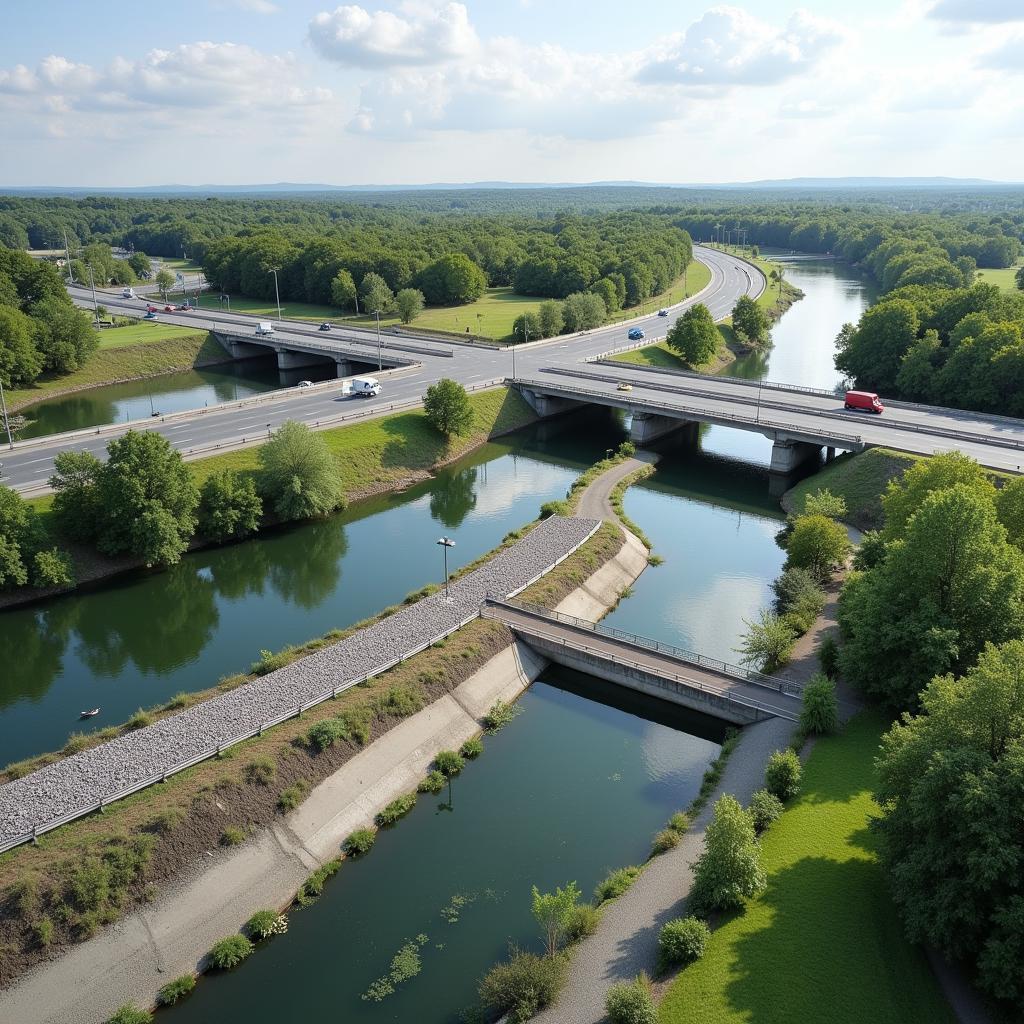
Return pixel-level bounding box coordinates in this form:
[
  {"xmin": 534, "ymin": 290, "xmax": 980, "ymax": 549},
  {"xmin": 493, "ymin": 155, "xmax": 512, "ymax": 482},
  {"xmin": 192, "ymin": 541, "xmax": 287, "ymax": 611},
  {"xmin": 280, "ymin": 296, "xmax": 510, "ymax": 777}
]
[
  {"xmin": 769, "ymin": 438, "xmax": 821, "ymax": 475},
  {"xmin": 517, "ymin": 387, "xmax": 583, "ymax": 418},
  {"xmin": 275, "ymin": 347, "xmax": 331, "ymax": 371},
  {"xmin": 211, "ymin": 333, "xmax": 269, "ymax": 361},
  {"xmin": 629, "ymin": 412, "xmax": 691, "ymax": 446},
  {"xmin": 335, "ymin": 358, "xmax": 353, "ymax": 378}
]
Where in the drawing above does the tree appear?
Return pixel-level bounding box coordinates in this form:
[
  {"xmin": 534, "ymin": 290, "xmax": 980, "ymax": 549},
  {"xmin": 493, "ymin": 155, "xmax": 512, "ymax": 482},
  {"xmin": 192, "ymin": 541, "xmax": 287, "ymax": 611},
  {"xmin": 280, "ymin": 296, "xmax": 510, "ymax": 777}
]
[
  {"xmin": 32, "ymin": 547, "xmax": 75, "ymax": 589},
  {"xmin": 330, "ymin": 269, "xmax": 357, "ymax": 311},
  {"xmin": 875, "ymin": 640, "xmax": 1024, "ymax": 1007},
  {"xmin": 731, "ymin": 294, "xmax": 769, "ymax": 346},
  {"xmin": 1016, "ymin": 266, "xmax": 1024, "ymax": 290},
  {"xmin": 561, "ymin": 291, "xmax": 605, "ymax": 331},
  {"xmin": 839, "ymin": 484, "xmax": 1024, "ymax": 709},
  {"xmin": 531, "ymin": 881, "xmax": 582, "ymax": 956},
  {"xmin": 770, "ymin": 265, "xmax": 785, "ymax": 305},
  {"xmin": 667, "ymin": 304, "xmax": 718, "ymax": 366},
  {"xmin": 736, "ymin": 609, "xmax": 797, "ymax": 672},
  {"xmin": 49, "ymin": 449, "xmax": 103, "ymax": 541},
  {"xmin": 360, "ymin": 272, "xmax": 393, "ymax": 315},
  {"xmin": 30, "ymin": 296, "xmax": 97, "ymax": 373},
  {"xmin": 835, "ymin": 299, "xmax": 920, "ymax": 391},
  {"xmin": 538, "ymin": 300, "xmax": 564, "ymax": 338},
  {"xmin": 258, "ymin": 420, "xmax": 343, "ymax": 522},
  {"xmin": 127, "ymin": 252, "xmax": 151, "ymax": 277},
  {"xmin": 690, "ymin": 794, "xmax": 765, "ymax": 915},
  {"xmin": 512, "ymin": 312, "xmax": 541, "ymax": 344},
  {"xmin": 590, "ymin": 277, "xmax": 619, "ymax": 314},
  {"xmin": 801, "ymin": 488, "xmax": 847, "ymax": 520},
  {"xmin": 154, "ymin": 268, "xmax": 174, "ymax": 299},
  {"xmin": 995, "ymin": 476, "xmax": 1024, "ymax": 548},
  {"xmin": 424, "ymin": 378, "xmax": 473, "ymax": 437},
  {"xmin": 799, "ymin": 673, "xmax": 839, "ymax": 735},
  {"xmin": 417, "ymin": 253, "xmax": 487, "ymax": 305},
  {"xmin": 0, "ymin": 305, "xmax": 43, "ymax": 387},
  {"xmin": 395, "ymin": 288, "xmax": 425, "ymax": 324},
  {"xmin": 784, "ymin": 514, "xmax": 851, "ymax": 580},
  {"xmin": 765, "ymin": 749, "xmax": 802, "ymax": 800},
  {"xmin": 92, "ymin": 431, "xmax": 199, "ymax": 566},
  {"xmin": 198, "ymin": 471, "xmax": 263, "ymax": 542}
]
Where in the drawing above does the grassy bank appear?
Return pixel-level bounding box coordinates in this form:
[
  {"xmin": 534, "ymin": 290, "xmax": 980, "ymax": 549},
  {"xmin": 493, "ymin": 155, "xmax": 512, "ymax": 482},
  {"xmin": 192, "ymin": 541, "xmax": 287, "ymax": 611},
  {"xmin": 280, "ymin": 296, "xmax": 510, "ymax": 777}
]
[
  {"xmin": 975, "ymin": 261, "xmax": 1022, "ymax": 293},
  {"xmin": 657, "ymin": 713, "xmax": 954, "ymax": 1024},
  {"xmin": 7, "ymin": 329, "xmax": 225, "ymax": 412}
]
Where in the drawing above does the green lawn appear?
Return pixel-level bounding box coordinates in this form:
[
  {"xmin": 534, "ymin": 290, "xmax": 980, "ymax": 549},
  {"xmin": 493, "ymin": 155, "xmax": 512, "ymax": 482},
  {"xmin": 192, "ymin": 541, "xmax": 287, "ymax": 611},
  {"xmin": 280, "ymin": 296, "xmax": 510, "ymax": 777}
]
[
  {"xmin": 96, "ymin": 322, "xmax": 207, "ymax": 349},
  {"xmin": 612, "ymin": 325, "xmax": 736, "ymax": 374},
  {"xmin": 658, "ymin": 713, "xmax": 955, "ymax": 1024},
  {"xmin": 191, "ymin": 293, "xmax": 340, "ymax": 321},
  {"xmin": 975, "ymin": 261, "xmax": 1023, "ymax": 293}
]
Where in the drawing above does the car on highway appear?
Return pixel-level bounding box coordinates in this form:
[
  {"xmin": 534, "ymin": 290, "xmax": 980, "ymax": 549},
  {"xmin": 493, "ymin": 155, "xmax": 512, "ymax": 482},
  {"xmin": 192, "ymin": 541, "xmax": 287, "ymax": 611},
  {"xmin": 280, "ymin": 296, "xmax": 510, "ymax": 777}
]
[
  {"xmin": 143, "ymin": 312, "xmax": 157, "ymax": 320},
  {"xmin": 297, "ymin": 380, "xmax": 314, "ymax": 389},
  {"xmin": 627, "ymin": 328, "xmax": 645, "ymax": 340},
  {"xmin": 319, "ymin": 322, "xmax": 333, "ymax": 332},
  {"xmin": 176, "ymin": 304, "xmax": 190, "ymax": 311},
  {"xmin": 657, "ymin": 309, "xmax": 669, "ymax": 317},
  {"xmin": 351, "ymin": 376, "xmax": 382, "ymax": 398},
  {"xmin": 617, "ymin": 381, "xmax": 633, "ymax": 392},
  {"xmin": 146, "ymin": 305, "xmax": 158, "ymax": 313},
  {"xmin": 844, "ymin": 390, "xmax": 884, "ymax": 414},
  {"xmin": 164, "ymin": 305, "xmax": 174, "ymax": 312}
]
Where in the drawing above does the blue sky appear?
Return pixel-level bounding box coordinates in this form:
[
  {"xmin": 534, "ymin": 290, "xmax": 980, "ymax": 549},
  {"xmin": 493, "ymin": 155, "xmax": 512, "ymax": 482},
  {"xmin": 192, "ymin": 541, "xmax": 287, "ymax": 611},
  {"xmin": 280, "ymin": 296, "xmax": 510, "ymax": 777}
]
[{"xmin": 1, "ymin": 0, "xmax": 1022, "ymax": 186}]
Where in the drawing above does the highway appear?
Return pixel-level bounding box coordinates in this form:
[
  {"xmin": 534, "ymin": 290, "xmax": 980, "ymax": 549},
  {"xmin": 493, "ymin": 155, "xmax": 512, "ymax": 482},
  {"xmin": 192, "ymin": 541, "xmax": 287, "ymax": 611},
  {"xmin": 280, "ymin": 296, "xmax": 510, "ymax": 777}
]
[{"xmin": 3, "ymin": 243, "xmax": 1024, "ymax": 493}]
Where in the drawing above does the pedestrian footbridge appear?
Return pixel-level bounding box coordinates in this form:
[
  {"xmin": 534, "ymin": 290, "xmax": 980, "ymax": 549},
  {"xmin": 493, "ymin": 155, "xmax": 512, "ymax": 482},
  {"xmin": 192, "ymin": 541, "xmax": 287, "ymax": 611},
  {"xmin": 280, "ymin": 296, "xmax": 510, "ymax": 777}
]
[{"xmin": 481, "ymin": 597, "xmax": 804, "ymax": 724}]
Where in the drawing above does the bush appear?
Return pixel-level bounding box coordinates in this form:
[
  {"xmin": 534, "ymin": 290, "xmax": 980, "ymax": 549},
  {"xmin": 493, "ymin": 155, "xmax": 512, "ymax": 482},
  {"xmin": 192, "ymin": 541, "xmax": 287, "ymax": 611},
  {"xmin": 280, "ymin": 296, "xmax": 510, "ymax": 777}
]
[
  {"xmin": 221, "ymin": 826, "xmax": 245, "ymax": 847},
  {"xmin": 800, "ymin": 673, "xmax": 840, "ymax": 736},
  {"xmin": 658, "ymin": 917, "xmax": 710, "ymax": 971},
  {"xmin": 478, "ymin": 949, "xmax": 569, "ymax": 1023},
  {"xmin": 594, "ymin": 865, "xmax": 642, "ymax": 904},
  {"xmin": 539, "ymin": 499, "xmax": 570, "ymax": 519},
  {"xmin": 277, "ymin": 779, "xmax": 309, "ymax": 812},
  {"xmin": 245, "ymin": 757, "xmax": 276, "ymax": 786},
  {"xmin": 460, "ymin": 737, "xmax": 483, "ymax": 759},
  {"xmin": 106, "ymin": 1006, "xmax": 153, "ymax": 1024},
  {"xmin": 690, "ymin": 794, "xmax": 766, "ymax": 915},
  {"xmin": 296, "ymin": 859, "xmax": 341, "ymax": 906},
  {"xmin": 651, "ymin": 828, "xmax": 681, "ymax": 855},
  {"xmin": 818, "ymin": 633, "xmax": 840, "ymax": 678},
  {"xmin": 748, "ymin": 789, "xmax": 784, "ymax": 833},
  {"xmin": 563, "ymin": 902, "xmax": 601, "ymax": 944},
  {"xmin": 375, "ymin": 793, "xmax": 417, "ymax": 826},
  {"xmin": 765, "ymin": 749, "xmax": 802, "ymax": 801},
  {"xmin": 305, "ymin": 717, "xmax": 350, "ymax": 751},
  {"xmin": 435, "ymin": 749, "xmax": 465, "ymax": 776},
  {"xmin": 32, "ymin": 547, "xmax": 75, "ymax": 588},
  {"xmin": 417, "ymin": 770, "xmax": 446, "ymax": 794},
  {"xmin": 125, "ymin": 708, "xmax": 152, "ymax": 730},
  {"xmin": 802, "ymin": 487, "xmax": 847, "ymax": 520},
  {"xmin": 782, "ymin": 588, "xmax": 826, "ymax": 634},
  {"xmin": 785, "ymin": 513, "xmax": 851, "ymax": 580},
  {"xmin": 34, "ymin": 915, "xmax": 54, "ymax": 947},
  {"xmin": 246, "ymin": 909, "xmax": 287, "ymax": 940},
  {"xmin": 424, "ymin": 378, "xmax": 474, "ymax": 437},
  {"xmin": 483, "ymin": 699, "xmax": 521, "ymax": 732},
  {"xmin": 373, "ymin": 686, "xmax": 425, "ymax": 718},
  {"xmin": 668, "ymin": 811, "xmax": 690, "ymax": 834},
  {"xmin": 157, "ymin": 975, "xmax": 196, "ymax": 1006},
  {"xmin": 208, "ymin": 934, "xmax": 253, "ymax": 969},
  {"xmin": 617, "ymin": 440, "xmax": 637, "ymax": 457},
  {"xmin": 736, "ymin": 609, "xmax": 797, "ymax": 672},
  {"xmin": 605, "ymin": 974, "xmax": 657, "ymax": 1024},
  {"xmin": 344, "ymin": 828, "xmax": 376, "ymax": 856}
]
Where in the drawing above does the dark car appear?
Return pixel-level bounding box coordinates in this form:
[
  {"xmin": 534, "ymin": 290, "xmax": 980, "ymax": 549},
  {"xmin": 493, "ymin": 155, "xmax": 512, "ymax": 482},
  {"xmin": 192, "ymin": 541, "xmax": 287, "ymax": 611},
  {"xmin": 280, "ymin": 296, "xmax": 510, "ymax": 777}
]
[
  {"xmin": 627, "ymin": 327, "xmax": 645, "ymax": 340},
  {"xmin": 319, "ymin": 322, "xmax": 333, "ymax": 332}
]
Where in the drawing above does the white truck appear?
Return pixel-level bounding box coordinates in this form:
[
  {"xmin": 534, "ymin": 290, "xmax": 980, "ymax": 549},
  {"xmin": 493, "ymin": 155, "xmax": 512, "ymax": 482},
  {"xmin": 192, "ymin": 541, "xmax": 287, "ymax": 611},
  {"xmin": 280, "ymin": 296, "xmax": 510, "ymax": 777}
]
[
  {"xmin": 350, "ymin": 376, "xmax": 381, "ymax": 398},
  {"xmin": 255, "ymin": 321, "xmax": 275, "ymax": 336}
]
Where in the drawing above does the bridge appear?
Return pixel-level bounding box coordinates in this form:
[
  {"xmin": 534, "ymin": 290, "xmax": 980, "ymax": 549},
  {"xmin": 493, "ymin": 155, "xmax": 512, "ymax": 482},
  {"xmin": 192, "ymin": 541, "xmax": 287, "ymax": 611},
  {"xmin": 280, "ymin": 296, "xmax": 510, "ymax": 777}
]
[{"xmin": 481, "ymin": 597, "xmax": 805, "ymax": 724}]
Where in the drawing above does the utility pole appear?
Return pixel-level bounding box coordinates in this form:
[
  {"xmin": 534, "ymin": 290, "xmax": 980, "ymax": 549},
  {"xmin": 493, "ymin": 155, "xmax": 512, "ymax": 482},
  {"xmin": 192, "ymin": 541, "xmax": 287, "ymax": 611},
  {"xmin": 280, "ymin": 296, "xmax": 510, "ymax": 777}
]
[
  {"xmin": 88, "ymin": 265, "xmax": 98, "ymax": 325},
  {"xmin": 269, "ymin": 268, "xmax": 282, "ymax": 320},
  {"xmin": 0, "ymin": 375, "xmax": 14, "ymax": 449},
  {"xmin": 63, "ymin": 228, "xmax": 74, "ymax": 284},
  {"xmin": 374, "ymin": 309, "xmax": 382, "ymax": 371}
]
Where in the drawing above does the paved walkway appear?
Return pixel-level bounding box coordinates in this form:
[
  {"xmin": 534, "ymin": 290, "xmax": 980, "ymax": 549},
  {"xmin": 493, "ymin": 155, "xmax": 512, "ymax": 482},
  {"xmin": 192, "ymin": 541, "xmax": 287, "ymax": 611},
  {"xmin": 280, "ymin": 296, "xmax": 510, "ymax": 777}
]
[{"xmin": 574, "ymin": 452, "xmax": 660, "ymax": 523}]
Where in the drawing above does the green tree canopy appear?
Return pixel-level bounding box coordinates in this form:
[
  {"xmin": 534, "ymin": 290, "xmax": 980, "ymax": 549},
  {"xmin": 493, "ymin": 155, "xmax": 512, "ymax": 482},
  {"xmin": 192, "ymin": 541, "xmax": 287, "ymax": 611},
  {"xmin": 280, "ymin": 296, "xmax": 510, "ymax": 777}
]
[
  {"xmin": 690, "ymin": 794, "xmax": 766, "ymax": 915},
  {"xmin": 784, "ymin": 513, "xmax": 851, "ymax": 580},
  {"xmin": 417, "ymin": 253, "xmax": 487, "ymax": 305},
  {"xmin": 531, "ymin": 881, "xmax": 582, "ymax": 957},
  {"xmin": 330, "ymin": 269, "xmax": 357, "ymax": 310},
  {"xmin": 395, "ymin": 288, "xmax": 425, "ymax": 324},
  {"xmin": 198, "ymin": 471, "xmax": 263, "ymax": 542},
  {"xmin": 424, "ymin": 378, "xmax": 473, "ymax": 437},
  {"xmin": 512, "ymin": 312, "xmax": 541, "ymax": 344},
  {"xmin": 360, "ymin": 272, "xmax": 394, "ymax": 314},
  {"xmin": 667, "ymin": 304, "xmax": 718, "ymax": 366},
  {"xmin": 538, "ymin": 300, "xmax": 564, "ymax": 338},
  {"xmin": 731, "ymin": 294, "xmax": 769, "ymax": 345},
  {"xmin": 258, "ymin": 420, "xmax": 343, "ymax": 522}
]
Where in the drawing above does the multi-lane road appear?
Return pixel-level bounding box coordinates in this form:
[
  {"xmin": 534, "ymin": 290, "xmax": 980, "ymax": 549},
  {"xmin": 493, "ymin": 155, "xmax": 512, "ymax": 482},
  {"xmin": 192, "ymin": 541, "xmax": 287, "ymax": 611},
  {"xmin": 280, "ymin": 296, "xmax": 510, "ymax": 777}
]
[{"xmin": 3, "ymin": 245, "xmax": 1024, "ymax": 494}]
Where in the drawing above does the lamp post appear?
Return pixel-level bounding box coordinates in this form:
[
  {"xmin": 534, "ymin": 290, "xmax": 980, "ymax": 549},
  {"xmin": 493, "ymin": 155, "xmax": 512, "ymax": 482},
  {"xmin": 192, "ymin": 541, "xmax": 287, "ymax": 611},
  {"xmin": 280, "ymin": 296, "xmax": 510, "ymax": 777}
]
[
  {"xmin": 373, "ymin": 309, "xmax": 382, "ymax": 371},
  {"xmin": 0, "ymin": 375, "xmax": 13, "ymax": 449},
  {"xmin": 88, "ymin": 265, "xmax": 99, "ymax": 325},
  {"xmin": 269, "ymin": 268, "xmax": 282, "ymax": 320},
  {"xmin": 755, "ymin": 379, "xmax": 763, "ymax": 423},
  {"xmin": 436, "ymin": 536, "xmax": 455, "ymax": 601}
]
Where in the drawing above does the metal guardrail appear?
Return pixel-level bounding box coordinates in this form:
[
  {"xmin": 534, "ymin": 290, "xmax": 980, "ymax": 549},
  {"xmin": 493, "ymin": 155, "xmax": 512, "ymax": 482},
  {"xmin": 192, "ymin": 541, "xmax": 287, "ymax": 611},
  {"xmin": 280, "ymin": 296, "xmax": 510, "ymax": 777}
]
[
  {"xmin": 485, "ymin": 596, "xmax": 803, "ymax": 697},
  {"xmin": 212, "ymin": 328, "xmax": 454, "ymax": 361}
]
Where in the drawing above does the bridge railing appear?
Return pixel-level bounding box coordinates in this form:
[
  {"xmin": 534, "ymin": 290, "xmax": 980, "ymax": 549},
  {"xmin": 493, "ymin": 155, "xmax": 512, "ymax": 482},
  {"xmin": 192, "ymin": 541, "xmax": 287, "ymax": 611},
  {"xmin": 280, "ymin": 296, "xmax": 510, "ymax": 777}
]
[{"xmin": 483, "ymin": 595, "xmax": 804, "ymax": 698}]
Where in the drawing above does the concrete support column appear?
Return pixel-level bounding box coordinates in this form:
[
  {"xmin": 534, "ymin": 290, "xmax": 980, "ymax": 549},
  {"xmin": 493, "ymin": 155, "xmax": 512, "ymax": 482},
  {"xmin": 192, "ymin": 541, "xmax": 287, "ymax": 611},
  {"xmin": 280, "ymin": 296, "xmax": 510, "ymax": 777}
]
[
  {"xmin": 629, "ymin": 412, "xmax": 690, "ymax": 446},
  {"xmin": 275, "ymin": 347, "xmax": 320, "ymax": 370},
  {"xmin": 826, "ymin": 446, "xmax": 836, "ymax": 462},
  {"xmin": 334, "ymin": 358, "xmax": 352, "ymax": 378},
  {"xmin": 769, "ymin": 438, "xmax": 821, "ymax": 475},
  {"xmin": 517, "ymin": 387, "xmax": 582, "ymax": 418},
  {"xmin": 211, "ymin": 333, "xmax": 268, "ymax": 360}
]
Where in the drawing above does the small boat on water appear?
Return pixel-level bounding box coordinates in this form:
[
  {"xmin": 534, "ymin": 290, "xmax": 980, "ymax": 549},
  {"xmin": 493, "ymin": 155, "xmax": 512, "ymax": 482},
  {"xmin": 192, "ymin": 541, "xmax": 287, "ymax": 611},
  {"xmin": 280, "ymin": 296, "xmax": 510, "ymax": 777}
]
[{"xmin": 80, "ymin": 708, "xmax": 100, "ymax": 719}]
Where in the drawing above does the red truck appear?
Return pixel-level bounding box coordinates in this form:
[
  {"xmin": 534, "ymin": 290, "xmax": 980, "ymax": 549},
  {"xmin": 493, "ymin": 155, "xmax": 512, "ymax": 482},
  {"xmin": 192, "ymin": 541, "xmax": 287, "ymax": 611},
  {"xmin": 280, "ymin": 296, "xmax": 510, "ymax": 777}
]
[{"xmin": 844, "ymin": 390, "xmax": 884, "ymax": 414}]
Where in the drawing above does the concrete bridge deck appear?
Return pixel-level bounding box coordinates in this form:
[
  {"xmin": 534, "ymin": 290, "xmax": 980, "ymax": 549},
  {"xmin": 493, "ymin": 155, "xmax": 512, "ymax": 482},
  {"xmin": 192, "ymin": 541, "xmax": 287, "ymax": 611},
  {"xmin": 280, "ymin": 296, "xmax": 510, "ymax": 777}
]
[{"xmin": 481, "ymin": 598, "xmax": 804, "ymax": 724}]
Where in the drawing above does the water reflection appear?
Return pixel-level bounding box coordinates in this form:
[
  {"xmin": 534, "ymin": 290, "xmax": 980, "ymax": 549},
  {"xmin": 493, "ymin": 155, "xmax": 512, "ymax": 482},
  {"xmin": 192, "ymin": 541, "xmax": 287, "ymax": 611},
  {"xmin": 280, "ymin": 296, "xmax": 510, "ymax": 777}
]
[{"xmin": 429, "ymin": 465, "xmax": 479, "ymax": 529}]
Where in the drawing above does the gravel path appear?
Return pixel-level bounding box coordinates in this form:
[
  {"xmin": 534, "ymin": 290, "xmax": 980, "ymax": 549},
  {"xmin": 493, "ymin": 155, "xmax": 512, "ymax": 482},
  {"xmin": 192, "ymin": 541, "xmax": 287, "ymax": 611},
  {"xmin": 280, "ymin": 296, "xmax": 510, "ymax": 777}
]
[
  {"xmin": 574, "ymin": 453, "xmax": 660, "ymax": 523},
  {"xmin": 0, "ymin": 516, "xmax": 598, "ymax": 848}
]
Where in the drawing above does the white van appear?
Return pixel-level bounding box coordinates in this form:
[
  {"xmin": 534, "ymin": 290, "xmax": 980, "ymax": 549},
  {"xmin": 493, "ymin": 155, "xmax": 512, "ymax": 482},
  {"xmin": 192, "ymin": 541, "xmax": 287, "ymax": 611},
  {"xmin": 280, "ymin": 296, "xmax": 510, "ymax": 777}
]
[
  {"xmin": 351, "ymin": 376, "xmax": 381, "ymax": 398},
  {"xmin": 255, "ymin": 321, "xmax": 275, "ymax": 336},
  {"xmin": 121, "ymin": 287, "xmax": 135, "ymax": 299}
]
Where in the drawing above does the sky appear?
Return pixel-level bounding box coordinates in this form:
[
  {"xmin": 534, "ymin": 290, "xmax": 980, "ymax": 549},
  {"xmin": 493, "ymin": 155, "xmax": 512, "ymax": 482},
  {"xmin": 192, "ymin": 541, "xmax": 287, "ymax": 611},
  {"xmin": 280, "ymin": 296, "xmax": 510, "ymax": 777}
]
[{"xmin": 0, "ymin": 0, "xmax": 1022, "ymax": 187}]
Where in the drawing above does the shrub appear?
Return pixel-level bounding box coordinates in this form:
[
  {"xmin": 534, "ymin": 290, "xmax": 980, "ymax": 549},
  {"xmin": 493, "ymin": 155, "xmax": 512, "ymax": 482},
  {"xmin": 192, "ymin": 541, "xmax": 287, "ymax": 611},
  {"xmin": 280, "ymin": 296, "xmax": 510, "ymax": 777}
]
[
  {"xmin": 802, "ymin": 487, "xmax": 847, "ymax": 520},
  {"xmin": 305, "ymin": 718, "xmax": 350, "ymax": 752},
  {"xmin": 782, "ymin": 588, "xmax": 826, "ymax": 634},
  {"xmin": 246, "ymin": 909, "xmax": 287, "ymax": 940},
  {"xmin": 818, "ymin": 633, "xmax": 840, "ymax": 678},
  {"xmin": 125, "ymin": 708, "xmax": 152, "ymax": 730},
  {"xmin": 34, "ymin": 915, "xmax": 54, "ymax": 947},
  {"xmin": 771, "ymin": 565, "xmax": 821, "ymax": 608},
  {"xmin": 424, "ymin": 378, "xmax": 474, "ymax": 436},
  {"xmin": 417, "ymin": 770, "xmax": 446, "ymax": 794},
  {"xmin": 735, "ymin": 609, "xmax": 797, "ymax": 673},
  {"xmin": 605, "ymin": 974, "xmax": 657, "ymax": 1024},
  {"xmin": 785, "ymin": 513, "xmax": 851, "ymax": 580},
  {"xmin": 296, "ymin": 859, "xmax": 341, "ymax": 906},
  {"xmin": 765, "ymin": 749, "xmax": 802, "ymax": 801},
  {"xmin": 594, "ymin": 866, "xmax": 642, "ymax": 904},
  {"xmin": 157, "ymin": 975, "xmax": 196, "ymax": 1006},
  {"xmin": 32, "ymin": 547, "xmax": 75, "ymax": 588},
  {"xmin": 245, "ymin": 757, "xmax": 276, "ymax": 786},
  {"xmin": 658, "ymin": 917, "xmax": 710, "ymax": 971},
  {"xmin": 208, "ymin": 934, "xmax": 253, "ymax": 969},
  {"xmin": 375, "ymin": 793, "xmax": 417, "ymax": 826},
  {"xmin": 221, "ymin": 826, "xmax": 245, "ymax": 846},
  {"xmin": 540, "ymin": 499, "xmax": 570, "ymax": 519},
  {"xmin": 651, "ymin": 828, "xmax": 681, "ymax": 855},
  {"xmin": 435, "ymin": 749, "xmax": 465, "ymax": 776},
  {"xmin": 563, "ymin": 903, "xmax": 601, "ymax": 944},
  {"xmin": 690, "ymin": 794, "xmax": 766, "ymax": 915},
  {"xmin": 483, "ymin": 699, "xmax": 520, "ymax": 732},
  {"xmin": 373, "ymin": 686, "xmax": 425, "ymax": 718},
  {"xmin": 748, "ymin": 789, "xmax": 784, "ymax": 833},
  {"xmin": 668, "ymin": 811, "xmax": 690, "ymax": 834},
  {"xmin": 106, "ymin": 1006, "xmax": 153, "ymax": 1024},
  {"xmin": 277, "ymin": 779, "xmax": 308, "ymax": 812},
  {"xmin": 800, "ymin": 673, "xmax": 840, "ymax": 736},
  {"xmin": 478, "ymin": 949, "xmax": 569, "ymax": 1023},
  {"xmin": 617, "ymin": 440, "xmax": 637, "ymax": 457},
  {"xmin": 460, "ymin": 737, "xmax": 483, "ymax": 759},
  {"xmin": 344, "ymin": 828, "xmax": 376, "ymax": 856}
]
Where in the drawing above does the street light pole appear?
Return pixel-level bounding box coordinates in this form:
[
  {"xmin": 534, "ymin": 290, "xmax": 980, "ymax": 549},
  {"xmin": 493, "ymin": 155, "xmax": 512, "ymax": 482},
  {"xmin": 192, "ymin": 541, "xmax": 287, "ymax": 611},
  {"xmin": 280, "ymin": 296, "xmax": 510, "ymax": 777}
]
[
  {"xmin": 436, "ymin": 537, "xmax": 455, "ymax": 601},
  {"xmin": 373, "ymin": 309, "xmax": 382, "ymax": 371},
  {"xmin": 269, "ymin": 269, "xmax": 282, "ymax": 320},
  {"xmin": 0, "ymin": 375, "xmax": 13, "ymax": 449},
  {"xmin": 88, "ymin": 265, "xmax": 99, "ymax": 325},
  {"xmin": 756, "ymin": 379, "xmax": 763, "ymax": 423}
]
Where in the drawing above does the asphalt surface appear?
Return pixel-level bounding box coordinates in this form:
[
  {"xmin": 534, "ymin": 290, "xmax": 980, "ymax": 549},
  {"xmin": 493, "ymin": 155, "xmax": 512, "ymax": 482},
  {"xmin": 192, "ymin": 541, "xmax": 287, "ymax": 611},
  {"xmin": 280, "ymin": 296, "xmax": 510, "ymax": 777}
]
[{"xmin": 4, "ymin": 245, "xmax": 1023, "ymax": 491}]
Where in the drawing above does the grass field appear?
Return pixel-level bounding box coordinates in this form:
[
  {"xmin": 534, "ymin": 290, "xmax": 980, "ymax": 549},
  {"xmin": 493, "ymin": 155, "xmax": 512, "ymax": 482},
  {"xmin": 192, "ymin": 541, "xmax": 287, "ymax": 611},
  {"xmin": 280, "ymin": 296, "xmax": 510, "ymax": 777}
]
[
  {"xmin": 975, "ymin": 261, "xmax": 1023, "ymax": 293},
  {"xmin": 611, "ymin": 326, "xmax": 736, "ymax": 374},
  {"xmin": 191, "ymin": 293, "xmax": 339, "ymax": 321},
  {"xmin": 95, "ymin": 322, "xmax": 208, "ymax": 349},
  {"xmin": 658, "ymin": 713, "xmax": 955, "ymax": 1024}
]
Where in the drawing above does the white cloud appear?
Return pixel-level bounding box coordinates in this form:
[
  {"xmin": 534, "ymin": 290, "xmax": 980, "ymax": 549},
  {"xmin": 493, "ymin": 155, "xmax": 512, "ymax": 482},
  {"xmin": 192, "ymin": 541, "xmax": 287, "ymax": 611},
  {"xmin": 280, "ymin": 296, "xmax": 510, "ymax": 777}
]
[
  {"xmin": 232, "ymin": 0, "xmax": 279, "ymax": 12},
  {"xmin": 309, "ymin": 3, "xmax": 478, "ymax": 68},
  {"xmin": 929, "ymin": 0, "xmax": 1024, "ymax": 23},
  {"xmin": 978, "ymin": 36, "xmax": 1024, "ymax": 72}
]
